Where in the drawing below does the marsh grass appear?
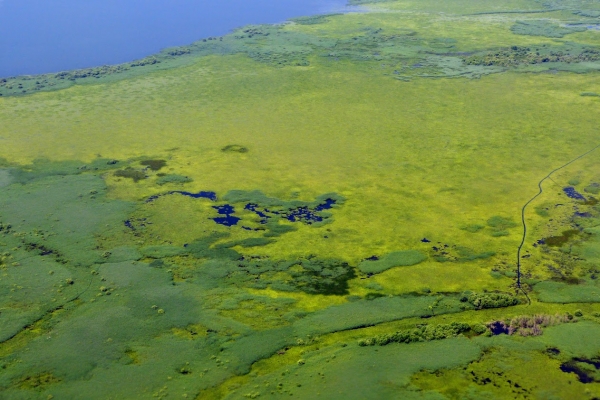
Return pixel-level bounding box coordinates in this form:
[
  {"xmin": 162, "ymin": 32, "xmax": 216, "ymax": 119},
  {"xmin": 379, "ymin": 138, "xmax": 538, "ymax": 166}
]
[{"xmin": 1, "ymin": 0, "xmax": 600, "ymax": 398}]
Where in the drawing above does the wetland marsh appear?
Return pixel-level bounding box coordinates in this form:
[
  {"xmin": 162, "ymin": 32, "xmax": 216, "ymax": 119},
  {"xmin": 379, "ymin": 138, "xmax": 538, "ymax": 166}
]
[{"xmin": 1, "ymin": 0, "xmax": 600, "ymax": 399}]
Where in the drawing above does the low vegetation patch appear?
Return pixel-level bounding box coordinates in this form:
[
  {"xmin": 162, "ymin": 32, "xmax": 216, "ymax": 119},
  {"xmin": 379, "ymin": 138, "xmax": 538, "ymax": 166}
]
[
  {"xmin": 358, "ymin": 250, "xmax": 427, "ymax": 274},
  {"xmin": 511, "ymin": 20, "xmax": 587, "ymax": 38}
]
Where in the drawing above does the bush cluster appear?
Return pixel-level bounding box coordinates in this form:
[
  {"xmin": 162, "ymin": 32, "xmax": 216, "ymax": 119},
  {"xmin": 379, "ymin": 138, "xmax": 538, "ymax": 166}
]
[
  {"xmin": 358, "ymin": 322, "xmax": 470, "ymax": 346},
  {"xmin": 462, "ymin": 292, "xmax": 519, "ymax": 309}
]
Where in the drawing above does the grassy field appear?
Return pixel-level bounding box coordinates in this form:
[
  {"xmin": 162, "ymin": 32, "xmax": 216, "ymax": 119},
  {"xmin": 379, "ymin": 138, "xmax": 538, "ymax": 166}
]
[{"xmin": 1, "ymin": 0, "xmax": 600, "ymax": 398}]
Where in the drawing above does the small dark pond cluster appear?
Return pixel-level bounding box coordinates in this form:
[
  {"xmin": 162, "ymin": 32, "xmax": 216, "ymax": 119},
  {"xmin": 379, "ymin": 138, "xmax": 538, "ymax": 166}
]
[
  {"xmin": 286, "ymin": 198, "xmax": 336, "ymax": 223},
  {"xmin": 212, "ymin": 204, "xmax": 241, "ymax": 227},
  {"xmin": 211, "ymin": 197, "xmax": 337, "ymax": 228},
  {"xmin": 243, "ymin": 198, "xmax": 337, "ymax": 225},
  {"xmin": 563, "ymin": 186, "xmax": 586, "ymax": 201},
  {"xmin": 141, "ymin": 189, "xmax": 342, "ymax": 232}
]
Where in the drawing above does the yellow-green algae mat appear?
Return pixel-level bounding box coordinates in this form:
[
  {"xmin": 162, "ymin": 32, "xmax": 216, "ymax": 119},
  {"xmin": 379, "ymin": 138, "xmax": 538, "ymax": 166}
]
[{"xmin": 2, "ymin": 0, "xmax": 600, "ymax": 398}]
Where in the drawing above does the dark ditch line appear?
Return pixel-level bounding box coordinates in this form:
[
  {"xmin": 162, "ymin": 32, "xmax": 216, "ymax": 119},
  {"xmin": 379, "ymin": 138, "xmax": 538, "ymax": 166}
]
[{"xmin": 516, "ymin": 143, "xmax": 600, "ymax": 301}]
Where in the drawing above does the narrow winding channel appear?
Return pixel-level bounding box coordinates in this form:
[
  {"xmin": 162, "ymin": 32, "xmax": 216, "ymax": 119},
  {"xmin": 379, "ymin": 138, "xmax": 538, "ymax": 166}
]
[{"xmin": 516, "ymin": 143, "xmax": 600, "ymax": 300}]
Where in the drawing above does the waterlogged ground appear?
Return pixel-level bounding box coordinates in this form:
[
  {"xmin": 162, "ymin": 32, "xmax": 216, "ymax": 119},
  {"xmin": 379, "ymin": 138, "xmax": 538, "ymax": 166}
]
[{"xmin": 1, "ymin": 0, "xmax": 600, "ymax": 398}]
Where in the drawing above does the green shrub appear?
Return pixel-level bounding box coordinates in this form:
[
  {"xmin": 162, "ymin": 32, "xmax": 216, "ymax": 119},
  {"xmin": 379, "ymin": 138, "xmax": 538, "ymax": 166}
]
[
  {"xmin": 218, "ymin": 238, "xmax": 274, "ymax": 248},
  {"xmin": 584, "ymin": 183, "xmax": 600, "ymax": 194},
  {"xmin": 535, "ymin": 205, "xmax": 550, "ymax": 217},
  {"xmin": 156, "ymin": 174, "xmax": 193, "ymax": 185},
  {"xmin": 463, "ymin": 292, "xmax": 519, "ymax": 309},
  {"xmin": 358, "ymin": 322, "xmax": 471, "ymax": 346},
  {"xmin": 358, "ymin": 250, "xmax": 427, "ymax": 274},
  {"xmin": 114, "ymin": 168, "xmax": 146, "ymax": 182},
  {"xmin": 456, "ymin": 247, "xmax": 496, "ymax": 261},
  {"xmin": 487, "ymin": 216, "xmax": 518, "ymax": 230},
  {"xmin": 140, "ymin": 159, "xmax": 166, "ymax": 171},
  {"xmin": 264, "ymin": 222, "xmax": 296, "ymax": 237},
  {"xmin": 471, "ymin": 323, "xmax": 489, "ymax": 335},
  {"xmin": 461, "ymin": 224, "xmax": 485, "ymax": 233},
  {"xmin": 221, "ymin": 144, "xmax": 248, "ymax": 153}
]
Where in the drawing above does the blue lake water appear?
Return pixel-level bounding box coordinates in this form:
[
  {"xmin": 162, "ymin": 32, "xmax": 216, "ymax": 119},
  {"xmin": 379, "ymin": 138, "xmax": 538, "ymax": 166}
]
[{"xmin": 0, "ymin": 0, "xmax": 359, "ymax": 77}]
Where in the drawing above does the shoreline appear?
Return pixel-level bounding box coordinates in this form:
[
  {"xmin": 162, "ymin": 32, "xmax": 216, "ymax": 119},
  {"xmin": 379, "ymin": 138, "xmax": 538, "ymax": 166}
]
[{"xmin": 0, "ymin": 3, "xmax": 368, "ymax": 89}]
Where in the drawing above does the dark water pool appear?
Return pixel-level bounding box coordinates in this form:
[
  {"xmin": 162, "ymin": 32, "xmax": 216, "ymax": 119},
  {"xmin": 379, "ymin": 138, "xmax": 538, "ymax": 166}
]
[{"xmin": 0, "ymin": 0, "xmax": 361, "ymax": 77}]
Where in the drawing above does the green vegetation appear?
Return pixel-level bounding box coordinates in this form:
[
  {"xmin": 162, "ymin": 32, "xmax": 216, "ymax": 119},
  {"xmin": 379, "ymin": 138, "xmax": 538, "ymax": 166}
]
[
  {"xmin": 357, "ymin": 250, "xmax": 427, "ymax": 273},
  {"xmin": 2, "ymin": 0, "xmax": 600, "ymax": 398},
  {"xmin": 463, "ymin": 292, "xmax": 520, "ymax": 309},
  {"xmin": 221, "ymin": 144, "xmax": 249, "ymax": 153},
  {"xmin": 411, "ymin": 321, "xmax": 600, "ymax": 399},
  {"xmin": 535, "ymin": 281, "xmax": 600, "ymax": 303},
  {"xmin": 546, "ymin": 229, "xmax": 580, "ymax": 246},
  {"xmin": 511, "ymin": 20, "xmax": 587, "ymax": 38},
  {"xmin": 486, "ymin": 215, "xmax": 518, "ymax": 230},
  {"xmin": 465, "ymin": 44, "xmax": 600, "ymax": 68},
  {"xmin": 585, "ymin": 182, "xmax": 600, "ymax": 194},
  {"xmin": 114, "ymin": 167, "xmax": 147, "ymax": 182},
  {"xmin": 290, "ymin": 14, "xmax": 341, "ymax": 25},
  {"xmin": 432, "ymin": 245, "xmax": 496, "ymax": 262},
  {"xmin": 156, "ymin": 174, "xmax": 193, "ymax": 185},
  {"xmin": 220, "ymin": 337, "xmax": 483, "ymax": 399},
  {"xmin": 358, "ymin": 322, "xmax": 471, "ymax": 346},
  {"xmin": 140, "ymin": 159, "xmax": 167, "ymax": 171},
  {"xmin": 461, "ymin": 223, "xmax": 485, "ymax": 233}
]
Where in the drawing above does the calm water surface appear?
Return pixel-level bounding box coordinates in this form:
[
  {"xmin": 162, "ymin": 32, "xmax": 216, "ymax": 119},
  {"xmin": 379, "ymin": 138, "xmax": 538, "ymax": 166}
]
[{"xmin": 0, "ymin": 0, "xmax": 359, "ymax": 77}]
